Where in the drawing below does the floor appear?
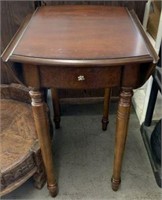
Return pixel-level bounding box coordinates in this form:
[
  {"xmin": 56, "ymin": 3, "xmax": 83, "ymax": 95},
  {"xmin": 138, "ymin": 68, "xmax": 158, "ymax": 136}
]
[{"xmin": 2, "ymin": 100, "xmax": 161, "ymax": 200}]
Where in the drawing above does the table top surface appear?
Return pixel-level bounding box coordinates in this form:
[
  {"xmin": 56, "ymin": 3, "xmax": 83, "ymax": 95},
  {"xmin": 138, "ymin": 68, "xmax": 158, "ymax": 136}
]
[{"xmin": 2, "ymin": 5, "xmax": 158, "ymax": 66}]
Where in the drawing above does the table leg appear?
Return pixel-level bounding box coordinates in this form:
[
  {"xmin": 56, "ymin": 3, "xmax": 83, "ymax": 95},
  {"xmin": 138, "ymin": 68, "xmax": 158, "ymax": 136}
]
[
  {"xmin": 29, "ymin": 88, "xmax": 58, "ymax": 197},
  {"xmin": 112, "ymin": 87, "xmax": 133, "ymax": 191},
  {"xmin": 102, "ymin": 88, "xmax": 112, "ymax": 131},
  {"xmin": 51, "ymin": 88, "xmax": 61, "ymax": 129}
]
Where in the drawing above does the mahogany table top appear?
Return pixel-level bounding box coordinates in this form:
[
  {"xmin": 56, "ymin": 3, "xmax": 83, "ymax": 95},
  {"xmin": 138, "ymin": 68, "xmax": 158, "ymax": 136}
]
[{"xmin": 2, "ymin": 5, "xmax": 158, "ymax": 66}]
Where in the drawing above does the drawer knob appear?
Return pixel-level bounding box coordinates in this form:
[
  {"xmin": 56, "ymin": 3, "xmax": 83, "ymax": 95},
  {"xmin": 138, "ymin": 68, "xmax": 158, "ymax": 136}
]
[{"xmin": 78, "ymin": 75, "xmax": 85, "ymax": 81}]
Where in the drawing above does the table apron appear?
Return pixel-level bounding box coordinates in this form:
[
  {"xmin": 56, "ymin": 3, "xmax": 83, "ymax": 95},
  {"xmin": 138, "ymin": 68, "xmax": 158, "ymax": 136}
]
[{"xmin": 39, "ymin": 66, "xmax": 122, "ymax": 89}]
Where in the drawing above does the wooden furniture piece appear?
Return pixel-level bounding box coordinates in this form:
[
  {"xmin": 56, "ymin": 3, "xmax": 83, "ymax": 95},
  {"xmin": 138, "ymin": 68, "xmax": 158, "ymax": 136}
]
[
  {"xmin": 0, "ymin": 84, "xmax": 46, "ymax": 197},
  {"xmin": 1, "ymin": 1, "xmax": 147, "ymax": 99},
  {"xmin": 42, "ymin": 2, "xmax": 112, "ymax": 132},
  {"xmin": 1, "ymin": 5, "xmax": 158, "ymax": 197}
]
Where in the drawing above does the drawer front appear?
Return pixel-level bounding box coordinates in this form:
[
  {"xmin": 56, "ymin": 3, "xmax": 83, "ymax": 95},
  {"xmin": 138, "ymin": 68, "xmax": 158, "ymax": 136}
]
[{"xmin": 40, "ymin": 66, "xmax": 122, "ymax": 89}]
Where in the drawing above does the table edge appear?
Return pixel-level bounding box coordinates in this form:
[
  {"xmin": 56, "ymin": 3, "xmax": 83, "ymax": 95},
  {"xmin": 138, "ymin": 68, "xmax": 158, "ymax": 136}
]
[
  {"xmin": 128, "ymin": 9, "xmax": 159, "ymax": 64},
  {"xmin": 1, "ymin": 8, "xmax": 38, "ymax": 62},
  {"xmin": 9, "ymin": 54, "xmax": 152, "ymax": 67}
]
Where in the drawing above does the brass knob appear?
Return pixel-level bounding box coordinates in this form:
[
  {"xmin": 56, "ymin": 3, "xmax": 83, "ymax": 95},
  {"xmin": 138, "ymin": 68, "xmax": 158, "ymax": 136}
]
[{"xmin": 78, "ymin": 75, "xmax": 85, "ymax": 81}]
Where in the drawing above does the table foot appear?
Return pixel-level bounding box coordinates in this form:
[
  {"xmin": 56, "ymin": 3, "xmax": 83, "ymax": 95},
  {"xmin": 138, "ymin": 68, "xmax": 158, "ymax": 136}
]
[
  {"xmin": 54, "ymin": 117, "xmax": 60, "ymax": 129},
  {"xmin": 102, "ymin": 117, "xmax": 109, "ymax": 131},
  {"xmin": 48, "ymin": 184, "xmax": 58, "ymax": 197},
  {"xmin": 111, "ymin": 177, "xmax": 121, "ymax": 191}
]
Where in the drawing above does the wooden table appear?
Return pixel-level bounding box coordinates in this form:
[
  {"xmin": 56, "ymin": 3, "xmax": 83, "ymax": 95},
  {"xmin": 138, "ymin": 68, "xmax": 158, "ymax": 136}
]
[{"xmin": 2, "ymin": 5, "xmax": 158, "ymax": 197}]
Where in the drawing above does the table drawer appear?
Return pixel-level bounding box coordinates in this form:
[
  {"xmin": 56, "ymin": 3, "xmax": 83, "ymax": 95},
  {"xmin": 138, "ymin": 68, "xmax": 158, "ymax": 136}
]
[{"xmin": 40, "ymin": 66, "xmax": 122, "ymax": 89}]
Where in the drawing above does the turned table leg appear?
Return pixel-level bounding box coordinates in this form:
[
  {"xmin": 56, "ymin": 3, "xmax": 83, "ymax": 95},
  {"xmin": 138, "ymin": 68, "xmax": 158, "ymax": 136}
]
[
  {"xmin": 102, "ymin": 88, "xmax": 111, "ymax": 131},
  {"xmin": 51, "ymin": 88, "xmax": 61, "ymax": 129},
  {"xmin": 112, "ymin": 87, "xmax": 133, "ymax": 191},
  {"xmin": 29, "ymin": 89, "xmax": 58, "ymax": 197}
]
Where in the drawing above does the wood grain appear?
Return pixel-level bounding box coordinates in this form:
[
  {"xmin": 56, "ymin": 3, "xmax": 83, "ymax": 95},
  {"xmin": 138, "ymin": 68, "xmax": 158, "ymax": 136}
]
[
  {"xmin": 13, "ymin": 6, "xmax": 149, "ymax": 61},
  {"xmin": 44, "ymin": 1, "xmax": 146, "ymax": 22},
  {"xmin": 112, "ymin": 87, "xmax": 133, "ymax": 191},
  {"xmin": 39, "ymin": 66, "xmax": 121, "ymax": 89},
  {"xmin": 29, "ymin": 89, "xmax": 58, "ymax": 197},
  {"xmin": 1, "ymin": 1, "xmax": 147, "ymax": 98},
  {"xmin": 1, "ymin": 4, "xmax": 157, "ymax": 196}
]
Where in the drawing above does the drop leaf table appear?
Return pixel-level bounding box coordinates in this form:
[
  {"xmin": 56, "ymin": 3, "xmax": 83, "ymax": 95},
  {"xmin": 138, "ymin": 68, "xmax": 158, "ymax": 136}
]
[{"xmin": 2, "ymin": 5, "xmax": 158, "ymax": 197}]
